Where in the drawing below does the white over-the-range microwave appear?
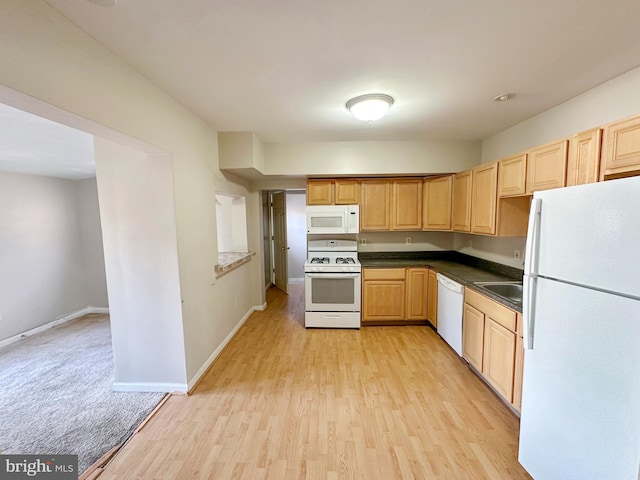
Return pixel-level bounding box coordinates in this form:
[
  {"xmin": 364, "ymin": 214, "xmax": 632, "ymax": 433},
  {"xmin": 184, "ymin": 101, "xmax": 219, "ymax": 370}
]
[{"xmin": 306, "ymin": 205, "xmax": 359, "ymax": 234}]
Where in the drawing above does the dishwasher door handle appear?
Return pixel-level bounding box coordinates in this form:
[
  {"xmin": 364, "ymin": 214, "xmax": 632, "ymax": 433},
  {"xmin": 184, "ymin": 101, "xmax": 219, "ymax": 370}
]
[{"xmin": 437, "ymin": 273, "xmax": 463, "ymax": 293}]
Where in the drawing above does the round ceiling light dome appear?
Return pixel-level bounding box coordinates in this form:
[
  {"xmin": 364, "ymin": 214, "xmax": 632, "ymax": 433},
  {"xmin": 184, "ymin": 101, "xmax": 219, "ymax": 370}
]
[
  {"xmin": 494, "ymin": 93, "xmax": 516, "ymax": 102},
  {"xmin": 346, "ymin": 93, "xmax": 394, "ymax": 122}
]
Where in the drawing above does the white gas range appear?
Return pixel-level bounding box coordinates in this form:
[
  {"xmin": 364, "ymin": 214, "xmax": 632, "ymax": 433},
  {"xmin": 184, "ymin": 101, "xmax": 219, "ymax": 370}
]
[{"xmin": 304, "ymin": 239, "xmax": 361, "ymax": 329}]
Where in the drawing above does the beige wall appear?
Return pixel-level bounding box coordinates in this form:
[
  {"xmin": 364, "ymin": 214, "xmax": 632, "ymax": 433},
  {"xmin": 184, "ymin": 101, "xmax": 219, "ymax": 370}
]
[
  {"xmin": 75, "ymin": 177, "xmax": 109, "ymax": 308},
  {"xmin": 264, "ymin": 140, "xmax": 481, "ymax": 176},
  {"xmin": 0, "ymin": 172, "xmax": 107, "ymax": 342},
  {"xmin": 454, "ymin": 234, "xmax": 526, "ymax": 270},
  {"xmin": 95, "ymin": 139, "xmax": 187, "ymax": 389},
  {"xmin": 358, "ymin": 231, "xmax": 454, "ymax": 253}
]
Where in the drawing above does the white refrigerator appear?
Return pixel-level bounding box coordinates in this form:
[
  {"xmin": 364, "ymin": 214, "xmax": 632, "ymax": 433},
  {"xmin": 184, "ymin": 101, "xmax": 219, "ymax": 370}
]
[{"xmin": 519, "ymin": 176, "xmax": 640, "ymax": 480}]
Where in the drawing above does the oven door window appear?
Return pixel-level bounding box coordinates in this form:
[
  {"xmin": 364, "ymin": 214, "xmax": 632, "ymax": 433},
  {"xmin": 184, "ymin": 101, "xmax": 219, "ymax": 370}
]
[{"xmin": 311, "ymin": 277, "xmax": 355, "ymax": 304}]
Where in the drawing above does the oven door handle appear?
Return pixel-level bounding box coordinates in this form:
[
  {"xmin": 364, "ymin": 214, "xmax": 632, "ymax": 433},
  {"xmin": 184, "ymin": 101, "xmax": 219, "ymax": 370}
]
[{"xmin": 305, "ymin": 273, "xmax": 361, "ymax": 278}]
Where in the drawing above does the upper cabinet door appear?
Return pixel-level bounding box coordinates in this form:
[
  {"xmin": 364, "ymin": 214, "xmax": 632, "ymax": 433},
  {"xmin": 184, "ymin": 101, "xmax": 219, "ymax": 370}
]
[
  {"xmin": 452, "ymin": 170, "xmax": 472, "ymax": 232},
  {"xmin": 498, "ymin": 154, "xmax": 527, "ymax": 197},
  {"xmin": 526, "ymin": 140, "xmax": 569, "ymax": 193},
  {"xmin": 307, "ymin": 180, "xmax": 334, "ymax": 205},
  {"xmin": 391, "ymin": 178, "xmax": 422, "ymax": 230},
  {"xmin": 601, "ymin": 114, "xmax": 640, "ymax": 181},
  {"xmin": 471, "ymin": 163, "xmax": 498, "ymax": 235},
  {"xmin": 423, "ymin": 175, "xmax": 452, "ymax": 230},
  {"xmin": 335, "ymin": 179, "xmax": 360, "ymax": 205},
  {"xmin": 567, "ymin": 128, "xmax": 602, "ymax": 187},
  {"xmin": 360, "ymin": 179, "xmax": 391, "ymax": 231}
]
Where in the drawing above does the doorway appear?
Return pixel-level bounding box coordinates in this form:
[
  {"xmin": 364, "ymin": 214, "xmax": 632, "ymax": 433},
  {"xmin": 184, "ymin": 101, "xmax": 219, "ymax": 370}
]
[
  {"xmin": 0, "ymin": 88, "xmax": 187, "ymax": 391},
  {"xmin": 263, "ymin": 190, "xmax": 306, "ymax": 295}
]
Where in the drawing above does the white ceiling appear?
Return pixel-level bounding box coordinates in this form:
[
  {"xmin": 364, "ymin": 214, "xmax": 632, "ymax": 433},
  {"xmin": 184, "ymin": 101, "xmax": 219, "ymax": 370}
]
[
  {"xmin": 0, "ymin": 103, "xmax": 95, "ymax": 180},
  {"xmin": 44, "ymin": 0, "xmax": 640, "ymax": 144},
  {"xmin": 5, "ymin": 1, "xmax": 640, "ymax": 180}
]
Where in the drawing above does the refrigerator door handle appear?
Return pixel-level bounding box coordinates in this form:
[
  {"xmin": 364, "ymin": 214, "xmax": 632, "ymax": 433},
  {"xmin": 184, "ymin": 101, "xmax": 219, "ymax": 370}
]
[
  {"xmin": 524, "ymin": 198, "xmax": 542, "ymax": 276},
  {"xmin": 523, "ymin": 275, "xmax": 537, "ymax": 350}
]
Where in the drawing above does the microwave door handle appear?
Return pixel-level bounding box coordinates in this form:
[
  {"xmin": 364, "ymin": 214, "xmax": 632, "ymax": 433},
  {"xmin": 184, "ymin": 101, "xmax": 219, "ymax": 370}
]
[{"xmin": 306, "ymin": 273, "xmax": 360, "ymax": 279}]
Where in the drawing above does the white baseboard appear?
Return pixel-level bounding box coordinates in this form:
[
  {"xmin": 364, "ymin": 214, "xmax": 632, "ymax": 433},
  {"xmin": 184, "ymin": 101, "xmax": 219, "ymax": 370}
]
[
  {"xmin": 186, "ymin": 303, "xmax": 264, "ymax": 392},
  {"xmin": 112, "ymin": 382, "xmax": 188, "ymax": 393},
  {"xmin": 88, "ymin": 307, "xmax": 109, "ymax": 314},
  {"xmin": 288, "ymin": 277, "xmax": 305, "ymax": 285},
  {"xmin": 0, "ymin": 306, "xmax": 110, "ymax": 350}
]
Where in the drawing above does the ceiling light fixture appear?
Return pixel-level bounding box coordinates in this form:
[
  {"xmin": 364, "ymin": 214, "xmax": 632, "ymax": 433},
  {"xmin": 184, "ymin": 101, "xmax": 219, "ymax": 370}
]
[
  {"xmin": 494, "ymin": 93, "xmax": 516, "ymax": 102},
  {"xmin": 86, "ymin": 0, "xmax": 117, "ymax": 6},
  {"xmin": 346, "ymin": 94, "xmax": 394, "ymax": 122}
]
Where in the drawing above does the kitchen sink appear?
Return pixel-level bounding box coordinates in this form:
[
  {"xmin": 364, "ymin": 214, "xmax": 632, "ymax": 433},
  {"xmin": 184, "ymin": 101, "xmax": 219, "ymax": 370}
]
[{"xmin": 474, "ymin": 281, "xmax": 523, "ymax": 303}]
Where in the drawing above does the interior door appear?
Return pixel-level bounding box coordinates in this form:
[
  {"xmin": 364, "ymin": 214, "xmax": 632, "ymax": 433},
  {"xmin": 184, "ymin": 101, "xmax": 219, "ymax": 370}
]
[{"xmin": 272, "ymin": 191, "xmax": 288, "ymax": 293}]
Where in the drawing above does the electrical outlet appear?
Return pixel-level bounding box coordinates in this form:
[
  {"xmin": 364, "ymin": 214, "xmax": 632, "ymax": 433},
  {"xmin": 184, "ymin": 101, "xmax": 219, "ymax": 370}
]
[
  {"xmin": 405, "ymin": 237, "xmax": 412, "ymax": 245},
  {"xmin": 514, "ymin": 250, "xmax": 521, "ymax": 261},
  {"xmin": 360, "ymin": 237, "xmax": 367, "ymax": 245},
  {"xmin": 467, "ymin": 240, "xmax": 473, "ymax": 248}
]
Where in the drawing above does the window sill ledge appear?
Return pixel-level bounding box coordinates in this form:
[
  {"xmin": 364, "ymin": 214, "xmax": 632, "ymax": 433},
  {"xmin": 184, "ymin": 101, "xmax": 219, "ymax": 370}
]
[{"xmin": 215, "ymin": 251, "xmax": 255, "ymax": 279}]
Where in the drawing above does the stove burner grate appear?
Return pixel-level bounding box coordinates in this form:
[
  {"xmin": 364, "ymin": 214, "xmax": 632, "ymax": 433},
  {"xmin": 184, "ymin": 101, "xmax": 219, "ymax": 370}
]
[{"xmin": 310, "ymin": 257, "xmax": 330, "ymax": 264}]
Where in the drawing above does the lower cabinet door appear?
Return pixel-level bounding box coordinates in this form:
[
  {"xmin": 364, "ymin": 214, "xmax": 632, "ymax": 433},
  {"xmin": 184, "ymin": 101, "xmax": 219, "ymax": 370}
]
[
  {"xmin": 482, "ymin": 318, "xmax": 516, "ymax": 401},
  {"xmin": 462, "ymin": 303, "xmax": 484, "ymax": 371},
  {"xmin": 512, "ymin": 334, "xmax": 525, "ymax": 410},
  {"xmin": 406, "ymin": 268, "xmax": 428, "ymax": 320},
  {"xmin": 427, "ymin": 269, "xmax": 438, "ymax": 327},
  {"xmin": 362, "ymin": 280, "xmax": 406, "ymax": 321}
]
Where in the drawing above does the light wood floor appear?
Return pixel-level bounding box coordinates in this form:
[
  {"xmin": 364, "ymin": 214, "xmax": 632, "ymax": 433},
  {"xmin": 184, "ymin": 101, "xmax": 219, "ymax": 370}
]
[{"xmin": 96, "ymin": 285, "xmax": 531, "ymax": 479}]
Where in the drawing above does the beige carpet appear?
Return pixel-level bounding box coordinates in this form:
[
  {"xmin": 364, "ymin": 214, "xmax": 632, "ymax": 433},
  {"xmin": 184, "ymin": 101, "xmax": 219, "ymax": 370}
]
[{"xmin": 0, "ymin": 314, "xmax": 165, "ymax": 474}]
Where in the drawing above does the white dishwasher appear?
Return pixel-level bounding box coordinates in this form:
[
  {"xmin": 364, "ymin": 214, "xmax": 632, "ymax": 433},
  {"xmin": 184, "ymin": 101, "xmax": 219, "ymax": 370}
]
[{"xmin": 436, "ymin": 273, "xmax": 464, "ymax": 356}]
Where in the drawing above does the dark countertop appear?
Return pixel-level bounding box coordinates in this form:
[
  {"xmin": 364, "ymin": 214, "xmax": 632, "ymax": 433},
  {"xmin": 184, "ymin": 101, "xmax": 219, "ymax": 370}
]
[{"xmin": 359, "ymin": 251, "xmax": 524, "ymax": 312}]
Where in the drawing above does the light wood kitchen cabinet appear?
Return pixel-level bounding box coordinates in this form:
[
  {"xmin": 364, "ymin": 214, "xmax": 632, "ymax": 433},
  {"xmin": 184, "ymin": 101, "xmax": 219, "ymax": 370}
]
[
  {"xmin": 307, "ymin": 179, "xmax": 334, "ymax": 205},
  {"xmin": 452, "ymin": 170, "xmax": 472, "ymax": 232},
  {"xmin": 526, "ymin": 139, "xmax": 569, "ymax": 193},
  {"xmin": 423, "ymin": 175, "xmax": 453, "ymax": 230},
  {"xmin": 391, "ymin": 178, "xmax": 423, "ymax": 230},
  {"xmin": 601, "ymin": 114, "xmax": 640, "ymax": 180},
  {"xmin": 483, "ymin": 318, "xmax": 516, "ymax": 401},
  {"xmin": 362, "ymin": 268, "xmax": 406, "ymax": 322},
  {"xmin": 462, "ymin": 303, "xmax": 485, "ymax": 371},
  {"xmin": 427, "ymin": 269, "xmax": 438, "ymax": 327},
  {"xmin": 405, "ymin": 268, "xmax": 428, "ymax": 320},
  {"xmin": 471, "ymin": 162, "xmax": 498, "ymax": 235},
  {"xmin": 512, "ymin": 312, "xmax": 525, "ymax": 411},
  {"xmin": 498, "ymin": 154, "xmax": 527, "ymax": 196},
  {"xmin": 335, "ymin": 179, "xmax": 360, "ymax": 204},
  {"xmin": 567, "ymin": 128, "xmax": 602, "ymax": 186},
  {"xmin": 360, "ymin": 179, "xmax": 391, "ymax": 231},
  {"xmin": 494, "ymin": 196, "xmax": 531, "ymax": 237},
  {"xmin": 463, "ymin": 287, "xmax": 520, "ymax": 407}
]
